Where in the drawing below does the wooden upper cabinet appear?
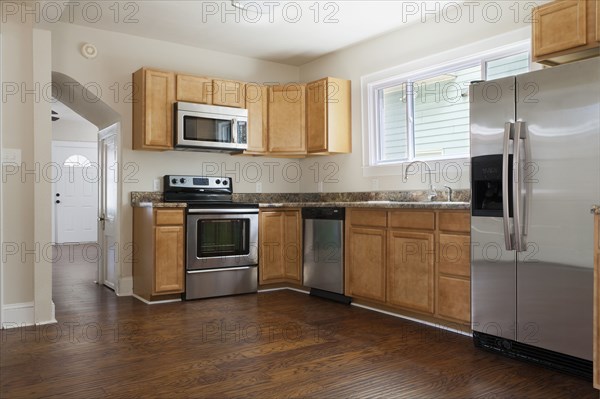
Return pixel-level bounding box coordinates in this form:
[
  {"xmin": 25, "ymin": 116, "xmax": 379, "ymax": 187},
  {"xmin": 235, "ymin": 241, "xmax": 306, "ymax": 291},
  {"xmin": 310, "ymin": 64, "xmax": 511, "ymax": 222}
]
[
  {"xmin": 533, "ymin": 0, "xmax": 600, "ymax": 65},
  {"xmin": 306, "ymin": 77, "xmax": 351, "ymax": 154},
  {"xmin": 132, "ymin": 68, "xmax": 175, "ymax": 150},
  {"xmin": 268, "ymin": 84, "xmax": 306, "ymax": 154},
  {"xmin": 212, "ymin": 79, "xmax": 246, "ymax": 108},
  {"xmin": 245, "ymin": 84, "xmax": 268, "ymax": 153},
  {"xmin": 597, "ymin": 0, "xmax": 600, "ymax": 42},
  {"xmin": 176, "ymin": 74, "xmax": 213, "ymax": 104}
]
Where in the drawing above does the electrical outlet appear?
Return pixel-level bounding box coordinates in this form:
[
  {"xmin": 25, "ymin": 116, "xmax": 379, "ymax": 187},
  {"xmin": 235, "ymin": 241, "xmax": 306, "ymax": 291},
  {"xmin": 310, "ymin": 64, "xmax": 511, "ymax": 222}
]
[
  {"xmin": 256, "ymin": 182, "xmax": 262, "ymax": 193},
  {"xmin": 153, "ymin": 178, "xmax": 161, "ymax": 192},
  {"xmin": 372, "ymin": 179, "xmax": 379, "ymax": 191},
  {"xmin": 317, "ymin": 181, "xmax": 324, "ymax": 192}
]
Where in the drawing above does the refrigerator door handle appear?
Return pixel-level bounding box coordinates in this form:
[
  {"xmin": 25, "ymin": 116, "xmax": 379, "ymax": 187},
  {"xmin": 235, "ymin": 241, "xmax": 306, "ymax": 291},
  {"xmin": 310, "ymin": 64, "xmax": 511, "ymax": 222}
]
[
  {"xmin": 514, "ymin": 121, "xmax": 528, "ymax": 252},
  {"xmin": 513, "ymin": 121, "xmax": 526, "ymax": 252},
  {"xmin": 502, "ymin": 121, "xmax": 514, "ymax": 251}
]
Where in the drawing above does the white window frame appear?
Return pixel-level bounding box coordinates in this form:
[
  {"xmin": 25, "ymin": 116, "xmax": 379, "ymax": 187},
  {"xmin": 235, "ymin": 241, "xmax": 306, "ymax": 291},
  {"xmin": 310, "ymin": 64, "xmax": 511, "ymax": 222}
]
[{"xmin": 361, "ymin": 32, "xmax": 535, "ymax": 177}]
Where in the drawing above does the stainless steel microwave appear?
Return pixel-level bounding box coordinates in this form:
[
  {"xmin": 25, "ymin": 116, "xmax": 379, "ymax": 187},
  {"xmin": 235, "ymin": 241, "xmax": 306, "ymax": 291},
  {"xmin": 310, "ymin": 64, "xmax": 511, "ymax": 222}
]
[{"xmin": 175, "ymin": 102, "xmax": 248, "ymax": 152}]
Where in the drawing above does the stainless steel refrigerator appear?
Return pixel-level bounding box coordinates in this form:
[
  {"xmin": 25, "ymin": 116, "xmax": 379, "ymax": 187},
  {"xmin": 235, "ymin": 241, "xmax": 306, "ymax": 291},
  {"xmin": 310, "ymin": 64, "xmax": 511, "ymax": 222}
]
[{"xmin": 470, "ymin": 57, "xmax": 600, "ymax": 377}]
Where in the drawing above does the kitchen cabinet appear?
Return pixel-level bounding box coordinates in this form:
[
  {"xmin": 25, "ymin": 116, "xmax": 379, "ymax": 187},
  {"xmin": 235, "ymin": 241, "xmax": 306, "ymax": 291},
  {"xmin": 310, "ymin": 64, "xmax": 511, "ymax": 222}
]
[
  {"xmin": 387, "ymin": 227, "xmax": 435, "ymax": 314},
  {"xmin": 594, "ymin": 212, "xmax": 599, "ymax": 389},
  {"xmin": 532, "ymin": 0, "xmax": 600, "ymax": 65},
  {"xmin": 345, "ymin": 208, "xmax": 471, "ymax": 325},
  {"xmin": 436, "ymin": 212, "xmax": 471, "ymax": 323},
  {"xmin": 259, "ymin": 209, "xmax": 302, "ymax": 284},
  {"xmin": 244, "ymin": 84, "xmax": 268, "ymax": 154},
  {"xmin": 267, "ymin": 84, "xmax": 307, "ymax": 155},
  {"xmin": 133, "ymin": 207, "xmax": 185, "ymax": 301},
  {"xmin": 306, "ymin": 77, "xmax": 351, "ymax": 154},
  {"xmin": 132, "ymin": 68, "xmax": 176, "ymax": 150},
  {"xmin": 176, "ymin": 74, "xmax": 213, "ymax": 104},
  {"xmin": 212, "ymin": 79, "xmax": 246, "ymax": 108},
  {"xmin": 345, "ymin": 210, "xmax": 387, "ymax": 302}
]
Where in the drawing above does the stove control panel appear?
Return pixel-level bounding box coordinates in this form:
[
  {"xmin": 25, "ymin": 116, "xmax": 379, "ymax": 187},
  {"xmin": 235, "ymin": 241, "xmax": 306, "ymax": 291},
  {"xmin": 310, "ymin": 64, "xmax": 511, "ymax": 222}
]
[{"xmin": 163, "ymin": 175, "xmax": 232, "ymax": 191}]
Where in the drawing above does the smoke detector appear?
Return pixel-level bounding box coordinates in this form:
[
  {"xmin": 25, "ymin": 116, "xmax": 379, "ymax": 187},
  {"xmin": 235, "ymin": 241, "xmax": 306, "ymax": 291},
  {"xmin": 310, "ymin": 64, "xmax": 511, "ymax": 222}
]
[{"xmin": 80, "ymin": 43, "xmax": 98, "ymax": 59}]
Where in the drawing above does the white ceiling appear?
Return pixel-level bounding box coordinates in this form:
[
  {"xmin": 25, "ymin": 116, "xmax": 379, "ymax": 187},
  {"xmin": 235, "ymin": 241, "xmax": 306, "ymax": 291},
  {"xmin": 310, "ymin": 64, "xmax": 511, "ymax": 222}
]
[{"xmin": 58, "ymin": 0, "xmax": 454, "ymax": 66}]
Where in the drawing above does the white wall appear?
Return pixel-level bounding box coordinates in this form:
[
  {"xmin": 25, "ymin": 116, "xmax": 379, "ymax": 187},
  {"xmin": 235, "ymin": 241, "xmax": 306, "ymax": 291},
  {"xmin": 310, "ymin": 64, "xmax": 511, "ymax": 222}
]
[
  {"xmin": 1, "ymin": 11, "xmax": 35, "ymax": 309},
  {"xmin": 298, "ymin": 2, "xmax": 539, "ymax": 193},
  {"xmin": 48, "ymin": 21, "xmax": 302, "ymax": 288},
  {"xmin": 52, "ymin": 102, "xmax": 98, "ymax": 142}
]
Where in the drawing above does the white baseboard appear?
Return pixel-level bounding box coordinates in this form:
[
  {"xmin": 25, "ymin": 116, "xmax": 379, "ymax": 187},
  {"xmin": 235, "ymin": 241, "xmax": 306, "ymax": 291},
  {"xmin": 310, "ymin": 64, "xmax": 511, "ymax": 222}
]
[
  {"xmin": 116, "ymin": 276, "xmax": 133, "ymax": 296},
  {"xmin": 132, "ymin": 293, "xmax": 181, "ymax": 305},
  {"xmin": 258, "ymin": 287, "xmax": 309, "ymax": 294},
  {"xmin": 2, "ymin": 302, "xmax": 34, "ymax": 328}
]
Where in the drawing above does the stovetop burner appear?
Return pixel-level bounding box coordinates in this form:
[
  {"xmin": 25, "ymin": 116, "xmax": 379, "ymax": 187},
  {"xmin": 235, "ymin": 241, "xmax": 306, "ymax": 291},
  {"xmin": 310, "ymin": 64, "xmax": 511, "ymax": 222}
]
[{"xmin": 163, "ymin": 175, "xmax": 257, "ymax": 209}]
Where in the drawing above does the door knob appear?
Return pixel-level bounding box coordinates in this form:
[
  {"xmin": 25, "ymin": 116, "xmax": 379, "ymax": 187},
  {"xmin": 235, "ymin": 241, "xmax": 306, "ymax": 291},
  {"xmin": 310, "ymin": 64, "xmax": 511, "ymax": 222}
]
[
  {"xmin": 55, "ymin": 200, "xmax": 60, "ymax": 204},
  {"xmin": 56, "ymin": 193, "xmax": 60, "ymax": 197}
]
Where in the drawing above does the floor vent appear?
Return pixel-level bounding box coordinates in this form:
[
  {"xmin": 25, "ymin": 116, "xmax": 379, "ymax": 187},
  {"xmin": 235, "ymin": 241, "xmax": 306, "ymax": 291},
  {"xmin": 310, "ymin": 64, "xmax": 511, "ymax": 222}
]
[{"xmin": 473, "ymin": 331, "xmax": 592, "ymax": 380}]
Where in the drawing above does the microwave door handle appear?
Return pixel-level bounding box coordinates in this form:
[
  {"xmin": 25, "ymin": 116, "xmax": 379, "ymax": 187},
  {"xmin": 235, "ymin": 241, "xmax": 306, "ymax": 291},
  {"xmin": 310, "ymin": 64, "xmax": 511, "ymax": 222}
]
[{"xmin": 231, "ymin": 118, "xmax": 237, "ymax": 144}]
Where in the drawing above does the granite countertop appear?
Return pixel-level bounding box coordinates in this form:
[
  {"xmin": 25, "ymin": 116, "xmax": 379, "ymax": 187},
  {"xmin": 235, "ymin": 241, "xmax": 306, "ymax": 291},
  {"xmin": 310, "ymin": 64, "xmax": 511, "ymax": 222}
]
[
  {"xmin": 259, "ymin": 201, "xmax": 470, "ymax": 210},
  {"xmin": 130, "ymin": 191, "xmax": 471, "ymax": 210},
  {"xmin": 592, "ymin": 205, "xmax": 600, "ymax": 215}
]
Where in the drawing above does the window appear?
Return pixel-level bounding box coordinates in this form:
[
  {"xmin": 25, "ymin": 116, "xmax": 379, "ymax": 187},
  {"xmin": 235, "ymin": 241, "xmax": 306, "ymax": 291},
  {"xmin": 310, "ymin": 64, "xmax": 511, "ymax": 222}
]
[
  {"xmin": 368, "ymin": 50, "xmax": 530, "ymax": 166},
  {"xmin": 63, "ymin": 154, "xmax": 92, "ymax": 167}
]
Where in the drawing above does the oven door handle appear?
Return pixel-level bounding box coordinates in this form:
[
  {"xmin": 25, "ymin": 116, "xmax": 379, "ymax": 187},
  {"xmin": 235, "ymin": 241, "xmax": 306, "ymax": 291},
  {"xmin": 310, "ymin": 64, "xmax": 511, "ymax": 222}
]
[
  {"xmin": 187, "ymin": 266, "xmax": 255, "ymax": 274},
  {"xmin": 187, "ymin": 208, "xmax": 259, "ymax": 214}
]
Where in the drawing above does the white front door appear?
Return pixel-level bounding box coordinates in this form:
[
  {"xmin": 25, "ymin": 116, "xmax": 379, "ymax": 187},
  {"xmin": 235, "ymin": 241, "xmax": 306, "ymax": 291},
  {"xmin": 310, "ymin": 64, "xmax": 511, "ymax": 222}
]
[
  {"xmin": 52, "ymin": 141, "xmax": 98, "ymax": 244},
  {"xmin": 99, "ymin": 127, "xmax": 119, "ymax": 290}
]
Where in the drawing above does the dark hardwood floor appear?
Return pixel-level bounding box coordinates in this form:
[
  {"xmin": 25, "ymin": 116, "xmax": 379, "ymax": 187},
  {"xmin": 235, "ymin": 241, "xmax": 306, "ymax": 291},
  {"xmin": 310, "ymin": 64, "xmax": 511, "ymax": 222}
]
[{"xmin": 1, "ymin": 245, "xmax": 597, "ymax": 398}]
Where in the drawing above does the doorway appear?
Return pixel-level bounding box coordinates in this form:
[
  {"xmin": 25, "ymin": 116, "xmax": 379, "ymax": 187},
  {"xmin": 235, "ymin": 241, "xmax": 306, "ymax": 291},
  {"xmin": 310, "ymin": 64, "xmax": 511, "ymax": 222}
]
[{"xmin": 52, "ymin": 141, "xmax": 98, "ymax": 244}]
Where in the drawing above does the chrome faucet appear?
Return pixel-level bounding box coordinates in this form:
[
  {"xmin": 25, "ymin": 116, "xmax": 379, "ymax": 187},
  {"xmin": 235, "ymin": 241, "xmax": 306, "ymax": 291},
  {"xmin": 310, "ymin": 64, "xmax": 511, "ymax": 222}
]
[
  {"xmin": 444, "ymin": 185, "xmax": 453, "ymax": 202},
  {"xmin": 403, "ymin": 160, "xmax": 437, "ymax": 201}
]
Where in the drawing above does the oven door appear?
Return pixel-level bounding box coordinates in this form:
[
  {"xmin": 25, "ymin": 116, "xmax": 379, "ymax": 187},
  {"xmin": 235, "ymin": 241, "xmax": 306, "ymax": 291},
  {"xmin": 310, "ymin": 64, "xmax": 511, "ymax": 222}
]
[{"xmin": 186, "ymin": 209, "xmax": 258, "ymax": 270}]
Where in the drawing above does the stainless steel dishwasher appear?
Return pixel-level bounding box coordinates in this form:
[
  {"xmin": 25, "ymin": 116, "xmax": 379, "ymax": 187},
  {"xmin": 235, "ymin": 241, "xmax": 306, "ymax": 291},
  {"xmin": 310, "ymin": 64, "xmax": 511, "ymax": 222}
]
[{"xmin": 302, "ymin": 207, "xmax": 351, "ymax": 304}]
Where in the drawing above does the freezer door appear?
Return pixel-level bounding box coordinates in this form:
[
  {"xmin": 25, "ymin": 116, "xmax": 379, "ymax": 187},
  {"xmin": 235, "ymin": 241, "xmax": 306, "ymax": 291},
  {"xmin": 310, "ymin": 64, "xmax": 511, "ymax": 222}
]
[
  {"xmin": 470, "ymin": 76, "xmax": 518, "ymax": 340},
  {"xmin": 515, "ymin": 58, "xmax": 600, "ymax": 360}
]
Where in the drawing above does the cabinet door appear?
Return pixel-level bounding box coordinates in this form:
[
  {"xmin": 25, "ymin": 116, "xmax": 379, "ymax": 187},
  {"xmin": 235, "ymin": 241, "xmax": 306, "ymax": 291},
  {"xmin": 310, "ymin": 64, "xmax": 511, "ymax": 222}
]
[
  {"xmin": 438, "ymin": 233, "xmax": 470, "ymax": 277},
  {"xmin": 306, "ymin": 78, "xmax": 327, "ymax": 153},
  {"xmin": 597, "ymin": 0, "xmax": 600, "ymax": 43},
  {"xmin": 176, "ymin": 74, "xmax": 212, "ymax": 104},
  {"xmin": 437, "ymin": 276, "xmax": 470, "ymax": 322},
  {"xmin": 533, "ymin": 0, "xmax": 587, "ymax": 57},
  {"xmin": 154, "ymin": 225, "xmax": 184, "ymax": 294},
  {"xmin": 387, "ymin": 230, "xmax": 434, "ymax": 313},
  {"xmin": 259, "ymin": 211, "xmax": 285, "ymax": 283},
  {"xmin": 346, "ymin": 227, "xmax": 386, "ymax": 302},
  {"xmin": 245, "ymin": 84, "xmax": 268, "ymax": 153},
  {"xmin": 268, "ymin": 85, "xmax": 306, "ymax": 154},
  {"xmin": 283, "ymin": 211, "xmax": 301, "ymax": 282},
  {"xmin": 133, "ymin": 69, "xmax": 175, "ymax": 150},
  {"xmin": 213, "ymin": 79, "xmax": 246, "ymax": 108}
]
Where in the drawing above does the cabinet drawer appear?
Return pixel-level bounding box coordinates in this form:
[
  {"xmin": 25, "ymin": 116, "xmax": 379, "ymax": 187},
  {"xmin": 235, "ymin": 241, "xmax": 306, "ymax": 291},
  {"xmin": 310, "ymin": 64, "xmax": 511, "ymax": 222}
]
[
  {"xmin": 348, "ymin": 209, "xmax": 387, "ymax": 227},
  {"xmin": 389, "ymin": 211, "xmax": 434, "ymax": 230},
  {"xmin": 438, "ymin": 233, "xmax": 470, "ymax": 278},
  {"xmin": 437, "ymin": 275, "xmax": 470, "ymax": 322},
  {"xmin": 439, "ymin": 211, "xmax": 470, "ymax": 233},
  {"xmin": 154, "ymin": 209, "xmax": 184, "ymax": 226}
]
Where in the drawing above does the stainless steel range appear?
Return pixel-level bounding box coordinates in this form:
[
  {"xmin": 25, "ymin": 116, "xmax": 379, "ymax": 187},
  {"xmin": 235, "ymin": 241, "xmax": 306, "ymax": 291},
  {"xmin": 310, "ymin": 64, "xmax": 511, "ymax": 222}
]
[{"xmin": 164, "ymin": 175, "xmax": 258, "ymax": 300}]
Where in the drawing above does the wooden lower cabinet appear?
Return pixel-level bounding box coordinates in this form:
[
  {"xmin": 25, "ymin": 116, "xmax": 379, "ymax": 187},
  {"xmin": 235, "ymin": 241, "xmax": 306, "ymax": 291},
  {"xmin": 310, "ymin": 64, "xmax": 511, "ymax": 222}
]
[
  {"xmin": 259, "ymin": 209, "xmax": 302, "ymax": 284},
  {"xmin": 133, "ymin": 207, "xmax": 185, "ymax": 301},
  {"xmin": 345, "ymin": 208, "xmax": 471, "ymax": 325},
  {"xmin": 387, "ymin": 230, "xmax": 434, "ymax": 313},
  {"xmin": 346, "ymin": 227, "xmax": 387, "ymax": 302}
]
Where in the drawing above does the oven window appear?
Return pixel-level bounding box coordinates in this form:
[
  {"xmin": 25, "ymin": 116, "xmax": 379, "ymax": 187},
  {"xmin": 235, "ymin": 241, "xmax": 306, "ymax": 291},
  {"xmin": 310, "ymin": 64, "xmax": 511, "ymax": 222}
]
[
  {"xmin": 184, "ymin": 116, "xmax": 232, "ymax": 143},
  {"xmin": 197, "ymin": 218, "xmax": 249, "ymax": 257}
]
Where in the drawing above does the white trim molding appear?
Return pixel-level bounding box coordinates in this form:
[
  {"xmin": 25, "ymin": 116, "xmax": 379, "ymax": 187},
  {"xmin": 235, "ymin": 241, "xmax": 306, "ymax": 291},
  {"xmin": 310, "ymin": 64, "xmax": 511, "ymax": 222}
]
[
  {"xmin": 132, "ymin": 294, "xmax": 181, "ymax": 305},
  {"xmin": 2, "ymin": 302, "xmax": 35, "ymax": 328},
  {"xmin": 116, "ymin": 276, "xmax": 133, "ymax": 297}
]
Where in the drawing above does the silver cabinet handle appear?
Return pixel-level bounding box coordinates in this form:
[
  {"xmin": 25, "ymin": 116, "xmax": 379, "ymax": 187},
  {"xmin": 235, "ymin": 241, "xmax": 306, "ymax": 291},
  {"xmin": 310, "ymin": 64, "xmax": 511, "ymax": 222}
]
[
  {"xmin": 187, "ymin": 208, "xmax": 258, "ymax": 215},
  {"xmin": 502, "ymin": 122, "xmax": 514, "ymax": 251},
  {"xmin": 187, "ymin": 266, "xmax": 254, "ymax": 274}
]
